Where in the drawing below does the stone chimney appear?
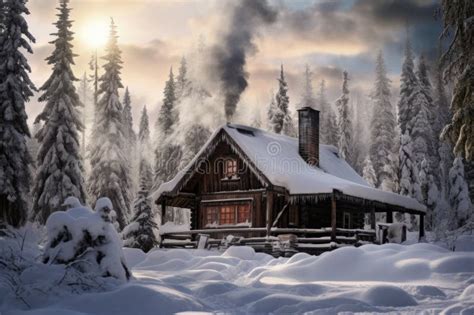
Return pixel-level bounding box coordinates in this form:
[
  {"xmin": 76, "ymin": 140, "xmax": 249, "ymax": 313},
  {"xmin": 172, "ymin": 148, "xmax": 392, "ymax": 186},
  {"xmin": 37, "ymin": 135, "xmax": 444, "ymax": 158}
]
[{"xmin": 297, "ymin": 107, "xmax": 319, "ymax": 167}]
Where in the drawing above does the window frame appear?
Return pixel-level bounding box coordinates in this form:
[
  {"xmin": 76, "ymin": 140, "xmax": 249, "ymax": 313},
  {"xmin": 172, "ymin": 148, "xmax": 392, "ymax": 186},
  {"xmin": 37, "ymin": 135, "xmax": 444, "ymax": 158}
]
[
  {"xmin": 343, "ymin": 211, "xmax": 351, "ymax": 229},
  {"xmin": 223, "ymin": 158, "xmax": 239, "ymax": 179},
  {"xmin": 202, "ymin": 199, "xmax": 253, "ymax": 228}
]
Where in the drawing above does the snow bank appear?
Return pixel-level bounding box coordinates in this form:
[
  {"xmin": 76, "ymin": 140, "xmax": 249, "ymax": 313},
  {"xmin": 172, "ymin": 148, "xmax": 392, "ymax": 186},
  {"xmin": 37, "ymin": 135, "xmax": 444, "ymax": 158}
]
[
  {"xmin": 3, "ymin": 241, "xmax": 474, "ymax": 314},
  {"xmin": 43, "ymin": 197, "xmax": 131, "ymax": 281}
]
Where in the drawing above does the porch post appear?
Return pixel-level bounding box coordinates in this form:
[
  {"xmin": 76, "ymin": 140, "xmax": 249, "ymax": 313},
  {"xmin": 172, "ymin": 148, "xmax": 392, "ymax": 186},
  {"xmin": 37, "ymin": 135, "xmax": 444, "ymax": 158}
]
[
  {"xmin": 419, "ymin": 214, "xmax": 425, "ymax": 240},
  {"xmin": 386, "ymin": 211, "xmax": 393, "ymax": 223},
  {"xmin": 161, "ymin": 198, "xmax": 167, "ymax": 225},
  {"xmin": 331, "ymin": 190, "xmax": 337, "ymax": 242},
  {"xmin": 266, "ymin": 191, "xmax": 274, "ymax": 238},
  {"xmin": 370, "ymin": 205, "xmax": 376, "ymax": 230}
]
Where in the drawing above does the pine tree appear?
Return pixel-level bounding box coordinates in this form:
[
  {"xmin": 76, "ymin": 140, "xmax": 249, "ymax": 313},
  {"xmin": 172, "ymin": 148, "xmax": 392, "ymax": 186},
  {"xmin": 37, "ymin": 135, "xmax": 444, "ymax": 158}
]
[
  {"xmin": 398, "ymin": 132, "xmax": 423, "ymax": 225},
  {"xmin": 409, "ymin": 55, "xmax": 436, "ymax": 170},
  {"xmin": 317, "ymin": 80, "xmax": 338, "ymax": 146},
  {"xmin": 369, "ymin": 51, "xmax": 397, "ymax": 187},
  {"xmin": 138, "ymin": 106, "xmax": 150, "ymax": 144},
  {"xmin": 176, "ymin": 56, "xmax": 190, "ymax": 100},
  {"xmin": 155, "ymin": 68, "xmax": 181, "ymax": 183},
  {"xmin": 88, "ymin": 51, "xmax": 99, "ymax": 113},
  {"xmin": 448, "ymin": 157, "xmax": 473, "ymax": 228},
  {"xmin": 122, "ymin": 148, "xmax": 158, "ymax": 251},
  {"xmin": 398, "ymin": 33, "xmax": 417, "ymax": 136},
  {"xmin": 335, "ymin": 71, "xmax": 353, "ymax": 164},
  {"xmin": 299, "ymin": 64, "xmax": 316, "ymax": 109},
  {"xmin": 78, "ymin": 72, "xmax": 92, "ymax": 159},
  {"xmin": 122, "ymin": 87, "xmax": 136, "ymax": 146},
  {"xmin": 88, "ymin": 19, "xmax": 132, "ymax": 229},
  {"xmin": 32, "ymin": 0, "xmax": 86, "ymax": 223},
  {"xmin": 0, "ymin": 0, "xmax": 35, "ymax": 226},
  {"xmin": 362, "ymin": 156, "xmax": 377, "ymax": 188},
  {"xmin": 269, "ymin": 65, "xmax": 296, "ymax": 136},
  {"xmin": 440, "ymin": 0, "xmax": 474, "ymax": 161},
  {"xmin": 157, "ymin": 68, "xmax": 178, "ymax": 135},
  {"xmin": 419, "ymin": 158, "xmax": 440, "ymax": 230}
]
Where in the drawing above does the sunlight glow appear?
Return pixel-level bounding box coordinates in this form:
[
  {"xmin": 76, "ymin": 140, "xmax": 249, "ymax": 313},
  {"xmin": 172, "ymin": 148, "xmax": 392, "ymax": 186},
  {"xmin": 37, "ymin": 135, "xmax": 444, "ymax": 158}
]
[{"xmin": 79, "ymin": 20, "xmax": 109, "ymax": 49}]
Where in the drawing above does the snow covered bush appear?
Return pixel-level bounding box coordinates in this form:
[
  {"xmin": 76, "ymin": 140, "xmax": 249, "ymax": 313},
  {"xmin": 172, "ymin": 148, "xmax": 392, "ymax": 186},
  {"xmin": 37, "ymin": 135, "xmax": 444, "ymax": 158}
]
[{"xmin": 43, "ymin": 197, "xmax": 131, "ymax": 281}]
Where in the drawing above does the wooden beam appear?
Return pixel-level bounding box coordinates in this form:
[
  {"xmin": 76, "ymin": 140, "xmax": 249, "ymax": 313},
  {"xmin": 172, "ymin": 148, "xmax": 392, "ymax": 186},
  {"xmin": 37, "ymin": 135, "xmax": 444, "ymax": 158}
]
[
  {"xmin": 419, "ymin": 214, "xmax": 425, "ymax": 240},
  {"xmin": 386, "ymin": 211, "xmax": 393, "ymax": 223},
  {"xmin": 266, "ymin": 191, "xmax": 274, "ymax": 238},
  {"xmin": 370, "ymin": 204, "xmax": 376, "ymax": 230},
  {"xmin": 161, "ymin": 198, "xmax": 167, "ymax": 225},
  {"xmin": 331, "ymin": 190, "xmax": 337, "ymax": 242}
]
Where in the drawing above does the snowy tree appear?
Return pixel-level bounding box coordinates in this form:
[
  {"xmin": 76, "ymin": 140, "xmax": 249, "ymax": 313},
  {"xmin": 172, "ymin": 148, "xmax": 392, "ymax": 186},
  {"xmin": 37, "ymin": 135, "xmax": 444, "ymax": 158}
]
[
  {"xmin": 369, "ymin": 51, "xmax": 397, "ymax": 188},
  {"xmin": 179, "ymin": 125, "xmax": 211, "ymax": 170},
  {"xmin": 317, "ymin": 80, "xmax": 338, "ymax": 146},
  {"xmin": 448, "ymin": 157, "xmax": 473, "ymax": 228},
  {"xmin": 32, "ymin": 0, "xmax": 86, "ymax": 224},
  {"xmin": 122, "ymin": 158, "xmax": 158, "ymax": 252},
  {"xmin": 138, "ymin": 106, "xmax": 150, "ymax": 144},
  {"xmin": 78, "ymin": 72, "xmax": 93, "ymax": 160},
  {"xmin": 88, "ymin": 20, "xmax": 132, "ymax": 229},
  {"xmin": 88, "ymin": 51, "xmax": 99, "ymax": 113},
  {"xmin": 398, "ymin": 33, "xmax": 417, "ymax": 136},
  {"xmin": 157, "ymin": 68, "xmax": 178, "ymax": 135},
  {"xmin": 398, "ymin": 132, "xmax": 423, "ymax": 226},
  {"xmin": 176, "ymin": 56, "xmax": 191, "ymax": 100},
  {"xmin": 335, "ymin": 71, "xmax": 353, "ymax": 165},
  {"xmin": 362, "ymin": 157, "xmax": 377, "ymax": 188},
  {"xmin": 0, "ymin": 0, "xmax": 35, "ymax": 226},
  {"xmin": 298, "ymin": 64, "xmax": 316, "ymax": 109},
  {"xmin": 419, "ymin": 158, "xmax": 440, "ymax": 230},
  {"xmin": 440, "ymin": 0, "xmax": 474, "ymax": 161},
  {"xmin": 122, "ymin": 87, "xmax": 136, "ymax": 146},
  {"xmin": 43, "ymin": 197, "xmax": 132, "ymax": 281},
  {"xmin": 269, "ymin": 65, "xmax": 296, "ymax": 136},
  {"xmin": 155, "ymin": 68, "xmax": 182, "ymax": 183},
  {"xmin": 410, "ymin": 83, "xmax": 434, "ymax": 167}
]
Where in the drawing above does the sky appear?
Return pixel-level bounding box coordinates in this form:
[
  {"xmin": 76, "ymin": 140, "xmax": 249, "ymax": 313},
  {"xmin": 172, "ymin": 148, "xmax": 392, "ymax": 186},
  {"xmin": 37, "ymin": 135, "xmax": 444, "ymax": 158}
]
[{"xmin": 25, "ymin": 0, "xmax": 443, "ymax": 129}]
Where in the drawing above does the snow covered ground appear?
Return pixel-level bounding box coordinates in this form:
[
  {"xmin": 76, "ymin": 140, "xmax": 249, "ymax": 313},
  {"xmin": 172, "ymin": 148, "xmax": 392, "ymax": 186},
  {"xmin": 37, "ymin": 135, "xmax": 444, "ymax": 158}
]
[{"xmin": 3, "ymin": 239, "xmax": 474, "ymax": 315}]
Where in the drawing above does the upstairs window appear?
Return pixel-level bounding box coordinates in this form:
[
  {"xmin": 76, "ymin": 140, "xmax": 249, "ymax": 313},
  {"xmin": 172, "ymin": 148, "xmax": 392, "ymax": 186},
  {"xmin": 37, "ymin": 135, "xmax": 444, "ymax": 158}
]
[{"xmin": 224, "ymin": 158, "xmax": 238, "ymax": 178}]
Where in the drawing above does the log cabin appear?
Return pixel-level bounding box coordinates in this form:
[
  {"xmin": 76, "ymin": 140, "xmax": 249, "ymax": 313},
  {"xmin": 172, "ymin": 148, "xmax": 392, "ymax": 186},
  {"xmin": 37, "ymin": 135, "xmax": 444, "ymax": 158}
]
[{"xmin": 152, "ymin": 107, "xmax": 426, "ymax": 255}]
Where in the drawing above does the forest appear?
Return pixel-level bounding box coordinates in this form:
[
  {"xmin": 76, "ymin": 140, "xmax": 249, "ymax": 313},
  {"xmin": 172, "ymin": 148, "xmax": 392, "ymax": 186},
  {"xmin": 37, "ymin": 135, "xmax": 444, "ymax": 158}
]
[{"xmin": 0, "ymin": 0, "xmax": 473, "ymax": 314}]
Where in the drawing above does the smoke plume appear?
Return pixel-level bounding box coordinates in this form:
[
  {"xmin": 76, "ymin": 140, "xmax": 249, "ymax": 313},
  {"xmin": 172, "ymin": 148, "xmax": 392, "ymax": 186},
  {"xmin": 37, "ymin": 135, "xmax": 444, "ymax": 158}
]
[{"xmin": 210, "ymin": 0, "xmax": 277, "ymax": 122}]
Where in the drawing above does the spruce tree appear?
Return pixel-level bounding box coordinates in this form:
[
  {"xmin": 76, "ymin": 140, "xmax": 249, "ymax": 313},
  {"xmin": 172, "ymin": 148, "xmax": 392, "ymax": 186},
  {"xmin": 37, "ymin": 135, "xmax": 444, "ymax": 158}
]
[
  {"xmin": 122, "ymin": 87, "xmax": 136, "ymax": 147},
  {"xmin": 0, "ymin": 0, "xmax": 35, "ymax": 226},
  {"xmin": 398, "ymin": 132, "xmax": 423, "ymax": 225},
  {"xmin": 123, "ymin": 110, "xmax": 157, "ymax": 252},
  {"xmin": 88, "ymin": 20, "xmax": 132, "ymax": 229},
  {"xmin": 440, "ymin": 0, "xmax": 474, "ymax": 161},
  {"xmin": 122, "ymin": 158, "xmax": 158, "ymax": 252},
  {"xmin": 176, "ymin": 56, "xmax": 190, "ymax": 100},
  {"xmin": 32, "ymin": 0, "xmax": 86, "ymax": 223},
  {"xmin": 448, "ymin": 157, "xmax": 473, "ymax": 228},
  {"xmin": 362, "ymin": 156, "xmax": 377, "ymax": 188},
  {"xmin": 419, "ymin": 158, "xmax": 440, "ymax": 230},
  {"xmin": 269, "ymin": 65, "xmax": 295, "ymax": 136},
  {"xmin": 78, "ymin": 72, "xmax": 92, "ymax": 159},
  {"xmin": 398, "ymin": 34, "xmax": 417, "ymax": 136},
  {"xmin": 335, "ymin": 71, "xmax": 353, "ymax": 164},
  {"xmin": 155, "ymin": 68, "xmax": 181, "ymax": 183},
  {"xmin": 317, "ymin": 80, "xmax": 338, "ymax": 146},
  {"xmin": 369, "ymin": 51, "xmax": 397, "ymax": 187}
]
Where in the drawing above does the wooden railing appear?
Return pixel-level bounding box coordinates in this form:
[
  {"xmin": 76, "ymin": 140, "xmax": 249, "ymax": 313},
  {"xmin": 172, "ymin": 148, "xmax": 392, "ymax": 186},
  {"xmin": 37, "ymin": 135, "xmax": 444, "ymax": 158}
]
[{"xmin": 160, "ymin": 227, "xmax": 377, "ymax": 255}]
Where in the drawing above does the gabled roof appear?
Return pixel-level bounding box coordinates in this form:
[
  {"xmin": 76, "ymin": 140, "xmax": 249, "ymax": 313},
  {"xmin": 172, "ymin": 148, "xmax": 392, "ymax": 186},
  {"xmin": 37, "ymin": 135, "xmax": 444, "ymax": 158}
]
[{"xmin": 152, "ymin": 124, "xmax": 425, "ymax": 213}]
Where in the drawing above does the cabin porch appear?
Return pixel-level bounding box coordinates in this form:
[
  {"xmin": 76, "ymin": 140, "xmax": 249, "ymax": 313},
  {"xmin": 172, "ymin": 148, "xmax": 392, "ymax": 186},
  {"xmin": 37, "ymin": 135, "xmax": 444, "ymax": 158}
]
[{"xmin": 157, "ymin": 189, "xmax": 425, "ymax": 257}]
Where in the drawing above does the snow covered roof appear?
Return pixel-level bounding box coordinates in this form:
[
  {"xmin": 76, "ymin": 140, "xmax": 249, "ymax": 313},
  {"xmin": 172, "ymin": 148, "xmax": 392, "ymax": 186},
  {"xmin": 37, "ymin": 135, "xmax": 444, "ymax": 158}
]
[{"xmin": 153, "ymin": 124, "xmax": 425, "ymax": 213}]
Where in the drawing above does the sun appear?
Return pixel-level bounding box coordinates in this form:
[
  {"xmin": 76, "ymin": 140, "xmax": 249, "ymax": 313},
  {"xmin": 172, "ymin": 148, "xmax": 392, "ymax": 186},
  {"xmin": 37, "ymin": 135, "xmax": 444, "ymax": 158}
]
[{"xmin": 79, "ymin": 20, "xmax": 109, "ymax": 49}]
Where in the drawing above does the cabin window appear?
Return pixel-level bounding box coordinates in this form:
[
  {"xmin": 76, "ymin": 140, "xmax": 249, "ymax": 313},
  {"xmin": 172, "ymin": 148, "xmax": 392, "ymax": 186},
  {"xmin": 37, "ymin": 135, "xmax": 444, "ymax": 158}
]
[
  {"xmin": 224, "ymin": 159, "xmax": 238, "ymax": 178},
  {"xmin": 220, "ymin": 206, "xmax": 235, "ymax": 225},
  {"xmin": 202, "ymin": 202, "xmax": 252, "ymax": 227},
  {"xmin": 205, "ymin": 206, "xmax": 218, "ymax": 226},
  {"xmin": 343, "ymin": 212, "xmax": 351, "ymax": 229},
  {"xmin": 237, "ymin": 204, "xmax": 250, "ymax": 223}
]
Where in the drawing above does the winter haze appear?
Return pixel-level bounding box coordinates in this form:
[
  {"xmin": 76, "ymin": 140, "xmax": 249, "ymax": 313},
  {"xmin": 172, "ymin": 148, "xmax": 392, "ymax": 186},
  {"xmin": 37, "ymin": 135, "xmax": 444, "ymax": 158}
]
[{"xmin": 26, "ymin": 0, "xmax": 442, "ymax": 127}]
